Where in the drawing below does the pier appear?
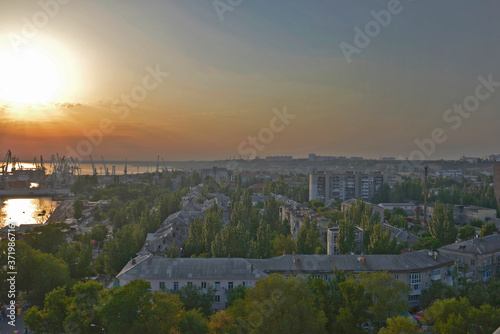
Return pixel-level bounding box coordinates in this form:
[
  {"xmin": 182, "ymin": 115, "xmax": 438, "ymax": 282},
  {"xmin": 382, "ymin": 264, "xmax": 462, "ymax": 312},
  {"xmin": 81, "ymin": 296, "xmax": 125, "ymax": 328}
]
[{"xmin": 0, "ymin": 188, "xmax": 71, "ymax": 199}]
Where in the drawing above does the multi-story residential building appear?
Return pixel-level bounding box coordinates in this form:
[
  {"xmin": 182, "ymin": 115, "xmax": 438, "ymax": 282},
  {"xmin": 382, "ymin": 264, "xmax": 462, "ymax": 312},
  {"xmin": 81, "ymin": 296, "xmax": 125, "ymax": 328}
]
[
  {"xmin": 378, "ymin": 203, "xmax": 420, "ymax": 216},
  {"xmin": 279, "ymin": 204, "xmax": 329, "ymax": 239},
  {"xmin": 420, "ymin": 202, "xmax": 497, "ymax": 225},
  {"xmin": 327, "ymin": 225, "xmax": 363, "ymax": 255},
  {"xmin": 436, "ymin": 170, "xmax": 463, "ymax": 178},
  {"xmin": 201, "ymin": 167, "xmax": 229, "ymax": 183},
  {"xmin": 117, "ymin": 250, "xmax": 454, "ymax": 308},
  {"xmin": 116, "ymin": 255, "xmax": 267, "ymax": 310},
  {"xmin": 438, "ymin": 234, "xmax": 500, "ymax": 283},
  {"xmin": 495, "ymin": 162, "xmax": 500, "ymax": 206},
  {"xmin": 310, "ymin": 171, "xmax": 385, "ymax": 202}
]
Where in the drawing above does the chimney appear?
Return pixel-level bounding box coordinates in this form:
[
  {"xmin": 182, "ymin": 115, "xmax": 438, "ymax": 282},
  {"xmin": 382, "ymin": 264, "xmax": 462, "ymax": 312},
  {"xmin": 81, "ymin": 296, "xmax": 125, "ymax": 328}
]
[{"xmin": 131, "ymin": 258, "xmax": 136, "ymax": 265}]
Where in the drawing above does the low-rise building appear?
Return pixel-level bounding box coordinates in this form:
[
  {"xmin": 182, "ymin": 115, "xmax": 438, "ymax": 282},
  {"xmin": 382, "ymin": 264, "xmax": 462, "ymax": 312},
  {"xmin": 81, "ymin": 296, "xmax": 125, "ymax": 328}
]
[
  {"xmin": 438, "ymin": 234, "xmax": 500, "ymax": 283},
  {"xmin": 327, "ymin": 225, "xmax": 363, "ymax": 255},
  {"xmin": 117, "ymin": 250, "xmax": 454, "ymax": 308},
  {"xmin": 116, "ymin": 255, "xmax": 267, "ymax": 310},
  {"xmin": 201, "ymin": 167, "xmax": 229, "ymax": 183},
  {"xmin": 279, "ymin": 204, "xmax": 329, "ymax": 239}
]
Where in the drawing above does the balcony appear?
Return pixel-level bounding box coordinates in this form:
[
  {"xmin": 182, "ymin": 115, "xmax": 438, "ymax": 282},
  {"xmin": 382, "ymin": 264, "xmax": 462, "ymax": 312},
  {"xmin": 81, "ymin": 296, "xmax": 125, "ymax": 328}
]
[{"xmin": 477, "ymin": 265, "xmax": 490, "ymax": 272}]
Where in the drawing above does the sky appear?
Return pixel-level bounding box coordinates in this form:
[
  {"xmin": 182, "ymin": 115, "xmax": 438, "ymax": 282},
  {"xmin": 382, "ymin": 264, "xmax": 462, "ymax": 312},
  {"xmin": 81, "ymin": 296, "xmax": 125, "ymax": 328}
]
[{"xmin": 0, "ymin": 0, "xmax": 499, "ymax": 161}]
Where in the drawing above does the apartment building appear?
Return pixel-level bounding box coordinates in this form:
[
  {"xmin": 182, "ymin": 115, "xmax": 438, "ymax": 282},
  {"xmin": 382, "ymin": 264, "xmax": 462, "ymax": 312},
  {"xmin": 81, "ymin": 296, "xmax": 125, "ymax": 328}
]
[
  {"xmin": 420, "ymin": 202, "xmax": 497, "ymax": 225},
  {"xmin": 201, "ymin": 167, "xmax": 229, "ymax": 183},
  {"xmin": 309, "ymin": 171, "xmax": 385, "ymax": 202},
  {"xmin": 495, "ymin": 162, "xmax": 500, "ymax": 206},
  {"xmin": 327, "ymin": 225, "xmax": 363, "ymax": 255},
  {"xmin": 279, "ymin": 203, "xmax": 329, "ymax": 239},
  {"xmin": 438, "ymin": 234, "xmax": 500, "ymax": 283},
  {"xmin": 117, "ymin": 250, "xmax": 454, "ymax": 308}
]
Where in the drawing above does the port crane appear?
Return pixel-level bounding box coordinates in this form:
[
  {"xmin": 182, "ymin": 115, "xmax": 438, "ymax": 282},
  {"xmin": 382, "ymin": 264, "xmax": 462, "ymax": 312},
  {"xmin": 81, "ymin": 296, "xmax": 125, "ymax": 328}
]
[
  {"xmin": 153, "ymin": 155, "xmax": 160, "ymax": 185},
  {"xmin": 89, "ymin": 155, "xmax": 98, "ymax": 176},
  {"xmin": 101, "ymin": 156, "xmax": 110, "ymax": 176},
  {"xmin": 124, "ymin": 158, "xmax": 128, "ymax": 175}
]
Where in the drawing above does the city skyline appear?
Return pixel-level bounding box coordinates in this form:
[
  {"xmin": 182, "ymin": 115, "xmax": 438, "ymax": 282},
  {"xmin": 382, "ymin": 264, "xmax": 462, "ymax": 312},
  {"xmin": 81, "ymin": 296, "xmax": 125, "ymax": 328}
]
[{"xmin": 1, "ymin": 1, "xmax": 500, "ymax": 161}]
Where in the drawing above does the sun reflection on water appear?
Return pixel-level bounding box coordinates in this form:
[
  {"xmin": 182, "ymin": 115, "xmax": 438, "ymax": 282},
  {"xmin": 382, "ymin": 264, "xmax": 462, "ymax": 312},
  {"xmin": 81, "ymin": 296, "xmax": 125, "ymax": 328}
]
[{"xmin": 0, "ymin": 198, "xmax": 58, "ymax": 228}]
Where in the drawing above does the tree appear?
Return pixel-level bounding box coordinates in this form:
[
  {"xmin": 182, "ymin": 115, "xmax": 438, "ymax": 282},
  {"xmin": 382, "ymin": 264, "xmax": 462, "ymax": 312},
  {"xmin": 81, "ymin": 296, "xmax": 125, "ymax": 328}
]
[
  {"xmin": 337, "ymin": 278, "xmax": 372, "ymax": 333},
  {"xmin": 429, "ymin": 201, "xmax": 457, "ymax": 245},
  {"xmin": 389, "ymin": 214, "xmax": 407, "ymax": 229},
  {"xmin": 227, "ymin": 274, "xmax": 327, "ymax": 334},
  {"xmin": 73, "ymin": 199, "xmax": 84, "ymax": 220},
  {"xmin": 24, "ymin": 287, "xmax": 70, "ymax": 334},
  {"xmin": 57, "ymin": 241, "xmax": 93, "ymax": 279},
  {"xmin": 424, "ymin": 297, "xmax": 500, "ymax": 334},
  {"xmin": 104, "ymin": 225, "xmax": 138, "ymax": 275},
  {"xmin": 337, "ymin": 217, "xmax": 356, "ymax": 254},
  {"xmin": 226, "ymin": 285, "xmax": 247, "ymax": 308},
  {"xmin": 413, "ymin": 237, "xmax": 442, "ymax": 251},
  {"xmin": 252, "ymin": 220, "xmax": 272, "ymax": 258},
  {"xmin": 145, "ymin": 291, "xmax": 184, "ymax": 333},
  {"xmin": 63, "ymin": 281, "xmax": 104, "ymax": 333},
  {"xmin": 23, "ymin": 223, "xmax": 68, "ymax": 254},
  {"xmin": 458, "ymin": 225, "xmax": 476, "ymax": 240},
  {"xmin": 392, "ymin": 207, "xmax": 407, "ymax": 217},
  {"xmin": 178, "ymin": 309, "xmax": 208, "ymax": 334},
  {"xmin": 378, "ymin": 315, "xmax": 419, "ymax": 334},
  {"xmin": 368, "ymin": 224, "xmax": 397, "ymax": 254},
  {"xmin": 90, "ymin": 224, "xmax": 109, "ymax": 242},
  {"xmin": 176, "ymin": 284, "xmax": 216, "ymax": 317},
  {"xmin": 420, "ymin": 281, "xmax": 459, "ymax": 309},
  {"xmin": 15, "ymin": 242, "xmax": 70, "ymax": 306},
  {"xmin": 296, "ymin": 217, "xmax": 322, "ymax": 254},
  {"xmin": 184, "ymin": 217, "xmax": 206, "ymax": 256},
  {"xmin": 358, "ymin": 271, "xmax": 411, "ymax": 331},
  {"xmin": 271, "ymin": 234, "xmax": 297, "ymax": 257},
  {"xmin": 97, "ymin": 279, "xmax": 153, "ymax": 333},
  {"xmin": 479, "ymin": 221, "xmax": 498, "ymax": 237},
  {"xmin": 208, "ymin": 310, "xmax": 236, "ymax": 334}
]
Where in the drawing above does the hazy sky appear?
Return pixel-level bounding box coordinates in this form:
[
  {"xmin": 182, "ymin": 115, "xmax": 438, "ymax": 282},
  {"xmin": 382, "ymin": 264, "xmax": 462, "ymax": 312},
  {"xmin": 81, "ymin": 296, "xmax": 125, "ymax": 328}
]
[{"xmin": 0, "ymin": 0, "xmax": 499, "ymax": 161}]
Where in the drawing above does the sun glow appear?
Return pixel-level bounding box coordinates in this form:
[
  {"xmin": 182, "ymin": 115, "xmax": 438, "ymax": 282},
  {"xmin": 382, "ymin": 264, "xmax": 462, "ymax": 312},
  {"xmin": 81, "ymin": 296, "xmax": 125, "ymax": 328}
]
[{"xmin": 0, "ymin": 47, "xmax": 64, "ymax": 105}]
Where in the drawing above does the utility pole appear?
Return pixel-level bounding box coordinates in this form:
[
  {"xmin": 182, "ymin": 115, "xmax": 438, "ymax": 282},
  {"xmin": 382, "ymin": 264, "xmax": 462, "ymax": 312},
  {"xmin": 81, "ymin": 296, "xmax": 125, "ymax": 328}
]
[{"xmin": 424, "ymin": 164, "xmax": 428, "ymax": 226}]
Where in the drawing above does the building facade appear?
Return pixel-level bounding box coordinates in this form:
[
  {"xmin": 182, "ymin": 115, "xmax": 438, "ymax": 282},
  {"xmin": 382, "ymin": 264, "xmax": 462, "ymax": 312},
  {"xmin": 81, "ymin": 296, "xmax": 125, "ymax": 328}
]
[
  {"xmin": 117, "ymin": 250, "xmax": 454, "ymax": 308},
  {"xmin": 310, "ymin": 171, "xmax": 385, "ymax": 202},
  {"xmin": 438, "ymin": 234, "xmax": 500, "ymax": 283},
  {"xmin": 327, "ymin": 225, "xmax": 363, "ymax": 255},
  {"xmin": 495, "ymin": 162, "xmax": 500, "ymax": 206}
]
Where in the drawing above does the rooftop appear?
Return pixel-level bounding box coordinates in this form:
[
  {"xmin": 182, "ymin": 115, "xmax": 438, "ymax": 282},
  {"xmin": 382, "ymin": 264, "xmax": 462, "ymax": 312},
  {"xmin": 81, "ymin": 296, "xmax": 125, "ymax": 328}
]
[{"xmin": 439, "ymin": 234, "xmax": 500, "ymax": 255}]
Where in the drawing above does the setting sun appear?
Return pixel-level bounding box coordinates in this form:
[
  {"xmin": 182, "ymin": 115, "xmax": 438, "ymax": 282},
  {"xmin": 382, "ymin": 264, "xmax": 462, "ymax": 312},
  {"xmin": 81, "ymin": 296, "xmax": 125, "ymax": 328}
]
[{"xmin": 0, "ymin": 47, "xmax": 63, "ymax": 105}]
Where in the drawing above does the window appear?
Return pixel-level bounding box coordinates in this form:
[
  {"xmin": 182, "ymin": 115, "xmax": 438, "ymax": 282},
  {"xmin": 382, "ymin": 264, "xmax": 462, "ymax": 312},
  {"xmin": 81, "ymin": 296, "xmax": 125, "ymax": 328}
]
[
  {"xmin": 425, "ymin": 282, "xmax": 429, "ymax": 288},
  {"xmin": 483, "ymin": 271, "xmax": 491, "ymax": 279},
  {"xmin": 409, "ymin": 273, "xmax": 421, "ymax": 291},
  {"xmin": 394, "ymin": 274, "xmax": 399, "ymax": 280},
  {"xmin": 159, "ymin": 282, "xmax": 165, "ymax": 290},
  {"xmin": 214, "ymin": 295, "xmax": 221, "ymax": 303},
  {"xmin": 228, "ymin": 282, "xmax": 234, "ymax": 290},
  {"xmin": 201, "ymin": 282, "xmax": 207, "ymax": 289},
  {"xmin": 242, "ymin": 282, "xmax": 248, "ymax": 288},
  {"xmin": 187, "ymin": 282, "xmax": 193, "ymax": 287},
  {"xmin": 408, "ymin": 295, "xmax": 420, "ymax": 302},
  {"xmin": 215, "ymin": 282, "xmax": 220, "ymax": 290},
  {"xmin": 471, "ymin": 259, "xmax": 475, "ymax": 266},
  {"xmin": 432, "ymin": 269, "xmax": 441, "ymax": 277},
  {"xmin": 173, "ymin": 282, "xmax": 179, "ymax": 291}
]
